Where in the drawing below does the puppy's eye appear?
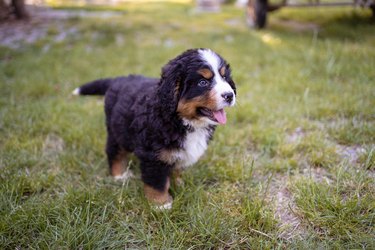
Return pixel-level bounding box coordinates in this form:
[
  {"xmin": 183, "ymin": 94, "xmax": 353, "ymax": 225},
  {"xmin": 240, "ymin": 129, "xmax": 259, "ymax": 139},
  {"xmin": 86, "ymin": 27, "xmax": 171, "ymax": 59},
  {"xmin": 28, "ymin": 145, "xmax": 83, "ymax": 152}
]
[
  {"xmin": 222, "ymin": 75, "xmax": 227, "ymax": 80},
  {"xmin": 198, "ymin": 79, "xmax": 209, "ymax": 87}
]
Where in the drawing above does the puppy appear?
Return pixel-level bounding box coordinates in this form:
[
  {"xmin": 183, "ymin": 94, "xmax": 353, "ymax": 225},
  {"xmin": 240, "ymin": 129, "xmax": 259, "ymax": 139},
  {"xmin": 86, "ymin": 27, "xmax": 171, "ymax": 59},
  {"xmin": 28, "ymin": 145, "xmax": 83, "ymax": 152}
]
[{"xmin": 73, "ymin": 48, "xmax": 236, "ymax": 209}]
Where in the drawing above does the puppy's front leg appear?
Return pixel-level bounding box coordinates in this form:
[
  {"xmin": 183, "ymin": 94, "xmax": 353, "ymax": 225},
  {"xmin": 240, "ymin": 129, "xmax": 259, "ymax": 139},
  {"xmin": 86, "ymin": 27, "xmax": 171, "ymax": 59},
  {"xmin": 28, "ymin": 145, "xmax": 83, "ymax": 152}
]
[{"xmin": 140, "ymin": 158, "xmax": 173, "ymax": 209}]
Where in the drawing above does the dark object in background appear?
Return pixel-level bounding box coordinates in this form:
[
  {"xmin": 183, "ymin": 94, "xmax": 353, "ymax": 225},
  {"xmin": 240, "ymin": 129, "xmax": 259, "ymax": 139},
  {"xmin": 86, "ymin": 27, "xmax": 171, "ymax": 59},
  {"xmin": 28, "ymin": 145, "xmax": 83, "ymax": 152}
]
[
  {"xmin": 246, "ymin": 0, "xmax": 375, "ymax": 29},
  {"xmin": 246, "ymin": 0, "xmax": 269, "ymax": 28},
  {"xmin": 0, "ymin": 0, "xmax": 29, "ymax": 20}
]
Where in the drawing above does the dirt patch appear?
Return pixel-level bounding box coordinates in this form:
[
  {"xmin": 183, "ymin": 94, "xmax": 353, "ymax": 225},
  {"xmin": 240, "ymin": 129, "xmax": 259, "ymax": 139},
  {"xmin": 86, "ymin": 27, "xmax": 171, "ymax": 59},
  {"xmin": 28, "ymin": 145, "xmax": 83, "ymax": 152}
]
[
  {"xmin": 33, "ymin": 7, "xmax": 123, "ymax": 19},
  {"xmin": 0, "ymin": 6, "xmax": 122, "ymax": 49},
  {"xmin": 285, "ymin": 127, "xmax": 305, "ymax": 144},
  {"xmin": 1, "ymin": 9, "xmax": 65, "ymax": 49},
  {"xmin": 0, "ymin": 18, "xmax": 49, "ymax": 49},
  {"xmin": 275, "ymin": 19, "xmax": 320, "ymax": 32},
  {"xmin": 275, "ymin": 187, "xmax": 304, "ymax": 240},
  {"xmin": 225, "ymin": 18, "xmax": 242, "ymax": 27},
  {"xmin": 42, "ymin": 133, "xmax": 64, "ymax": 159},
  {"xmin": 267, "ymin": 174, "xmax": 306, "ymax": 240},
  {"xmin": 268, "ymin": 166, "xmax": 334, "ymax": 240},
  {"xmin": 302, "ymin": 166, "xmax": 332, "ymax": 184},
  {"xmin": 285, "ymin": 124, "xmax": 370, "ymax": 167},
  {"xmin": 335, "ymin": 144, "xmax": 366, "ymax": 165}
]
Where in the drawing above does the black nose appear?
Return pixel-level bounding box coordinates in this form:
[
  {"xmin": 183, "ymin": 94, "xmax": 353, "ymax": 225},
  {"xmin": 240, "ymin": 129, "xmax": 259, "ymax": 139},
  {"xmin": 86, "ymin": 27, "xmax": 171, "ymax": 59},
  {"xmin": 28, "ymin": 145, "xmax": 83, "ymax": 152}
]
[{"xmin": 221, "ymin": 92, "xmax": 234, "ymax": 103}]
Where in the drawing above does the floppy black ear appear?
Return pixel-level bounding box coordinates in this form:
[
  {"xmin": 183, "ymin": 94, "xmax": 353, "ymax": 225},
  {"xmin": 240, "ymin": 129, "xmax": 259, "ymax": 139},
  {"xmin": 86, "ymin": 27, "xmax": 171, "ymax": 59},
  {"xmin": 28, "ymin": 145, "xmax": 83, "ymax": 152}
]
[
  {"xmin": 227, "ymin": 64, "xmax": 237, "ymax": 95},
  {"xmin": 157, "ymin": 59, "xmax": 183, "ymax": 114},
  {"xmin": 228, "ymin": 78, "xmax": 237, "ymax": 95}
]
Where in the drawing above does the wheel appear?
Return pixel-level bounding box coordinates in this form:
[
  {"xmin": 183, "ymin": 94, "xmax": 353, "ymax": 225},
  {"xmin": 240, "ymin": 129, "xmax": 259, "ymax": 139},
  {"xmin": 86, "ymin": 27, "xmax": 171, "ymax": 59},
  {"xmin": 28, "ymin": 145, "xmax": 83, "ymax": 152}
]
[
  {"xmin": 246, "ymin": 0, "xmax": 268, "ymax": 29},
  {"xmin": 370, "ymin": 4, "xmax": 375, "ymax": 19}
]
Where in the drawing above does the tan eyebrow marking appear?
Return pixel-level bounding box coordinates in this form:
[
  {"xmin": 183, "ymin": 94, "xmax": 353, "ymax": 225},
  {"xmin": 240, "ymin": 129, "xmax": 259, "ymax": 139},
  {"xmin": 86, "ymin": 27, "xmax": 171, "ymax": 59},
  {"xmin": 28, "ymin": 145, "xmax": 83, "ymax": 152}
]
[
  {"xmin": 197, "ymin": 68, "xmax": 213, "ymax": 79},
  {"xmin": 220, "ymin": 66, "xmax": 226, "ymax": 77}
]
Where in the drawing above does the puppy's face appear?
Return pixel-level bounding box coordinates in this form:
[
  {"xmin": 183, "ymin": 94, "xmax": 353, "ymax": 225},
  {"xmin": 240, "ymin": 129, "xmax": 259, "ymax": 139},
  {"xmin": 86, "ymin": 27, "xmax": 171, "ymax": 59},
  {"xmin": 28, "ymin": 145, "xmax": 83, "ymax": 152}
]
[{"xmin": 177, "ymin": 49, "xmax": 236, "ymax": 126}]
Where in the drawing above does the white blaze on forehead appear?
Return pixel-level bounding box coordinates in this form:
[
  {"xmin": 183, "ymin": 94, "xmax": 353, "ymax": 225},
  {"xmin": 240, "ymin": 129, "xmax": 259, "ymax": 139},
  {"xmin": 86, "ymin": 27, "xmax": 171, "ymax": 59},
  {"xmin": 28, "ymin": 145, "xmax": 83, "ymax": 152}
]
[
  {"xmin": 198, "ymin": 49, "xmax": 235, "ymax": 107},
  {"xmin": 198, "ymin": 49, "xmax": 221, "ymax": 70}
]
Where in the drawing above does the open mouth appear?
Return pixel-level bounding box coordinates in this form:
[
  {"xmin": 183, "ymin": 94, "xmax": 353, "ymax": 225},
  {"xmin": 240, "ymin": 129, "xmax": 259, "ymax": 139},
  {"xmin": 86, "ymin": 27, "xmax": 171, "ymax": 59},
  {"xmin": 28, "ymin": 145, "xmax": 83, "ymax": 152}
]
[{"xmin": 197, "ymin": 108, "xmax": 227, "ymax": 125}]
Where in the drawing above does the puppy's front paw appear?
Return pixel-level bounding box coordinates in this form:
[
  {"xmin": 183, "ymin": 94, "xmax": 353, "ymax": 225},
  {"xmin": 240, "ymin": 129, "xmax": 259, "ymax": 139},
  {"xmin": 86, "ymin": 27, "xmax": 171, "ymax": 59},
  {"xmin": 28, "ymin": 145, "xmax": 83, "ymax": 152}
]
[
  {"xmin": 152, "ymin": 199, "xmax": 173, "ymax": 210},
  {"xmin": 144, "ymin": 184, "xmax": 173, "ymax": 210}
]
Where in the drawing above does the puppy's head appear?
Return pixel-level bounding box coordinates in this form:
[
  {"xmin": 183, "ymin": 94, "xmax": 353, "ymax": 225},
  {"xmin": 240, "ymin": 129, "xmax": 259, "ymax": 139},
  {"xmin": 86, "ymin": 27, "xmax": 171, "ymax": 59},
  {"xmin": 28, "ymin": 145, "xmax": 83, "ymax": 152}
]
[{"xmin": 158, "ymin": 48, "xmax": 236, "ymax": 127}]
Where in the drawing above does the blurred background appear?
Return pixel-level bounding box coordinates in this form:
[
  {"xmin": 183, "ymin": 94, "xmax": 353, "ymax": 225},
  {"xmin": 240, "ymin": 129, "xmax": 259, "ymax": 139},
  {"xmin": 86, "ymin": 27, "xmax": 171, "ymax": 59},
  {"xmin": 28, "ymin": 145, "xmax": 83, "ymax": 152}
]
[{"xmin": 0, "ymin": 0, "xmax": 374, "ymax": 248}]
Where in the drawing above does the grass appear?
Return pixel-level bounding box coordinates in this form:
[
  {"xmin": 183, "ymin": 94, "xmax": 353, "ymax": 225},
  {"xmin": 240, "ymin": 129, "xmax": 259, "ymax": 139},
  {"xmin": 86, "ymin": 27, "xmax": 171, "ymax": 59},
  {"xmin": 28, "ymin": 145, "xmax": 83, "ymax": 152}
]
[{"xmin": 1, "ymin": 2, "xmax": 374, "ymax": 248}]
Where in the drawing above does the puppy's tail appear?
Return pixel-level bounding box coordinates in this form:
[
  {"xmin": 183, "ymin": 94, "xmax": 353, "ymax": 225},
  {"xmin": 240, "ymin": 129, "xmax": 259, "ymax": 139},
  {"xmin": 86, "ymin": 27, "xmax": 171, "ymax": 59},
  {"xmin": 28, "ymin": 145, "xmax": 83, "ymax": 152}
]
[{"xmin": 72, "ymin": 78, "xmax": 112, "ymax": 96}]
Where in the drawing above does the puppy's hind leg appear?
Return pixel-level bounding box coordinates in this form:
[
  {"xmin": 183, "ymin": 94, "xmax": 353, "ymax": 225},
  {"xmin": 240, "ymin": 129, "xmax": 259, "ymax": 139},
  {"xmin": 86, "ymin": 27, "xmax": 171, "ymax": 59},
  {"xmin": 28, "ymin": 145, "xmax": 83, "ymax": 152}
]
[{"xmin": 106, "ymin": 135, "xmax": 132, "ymax": 181}]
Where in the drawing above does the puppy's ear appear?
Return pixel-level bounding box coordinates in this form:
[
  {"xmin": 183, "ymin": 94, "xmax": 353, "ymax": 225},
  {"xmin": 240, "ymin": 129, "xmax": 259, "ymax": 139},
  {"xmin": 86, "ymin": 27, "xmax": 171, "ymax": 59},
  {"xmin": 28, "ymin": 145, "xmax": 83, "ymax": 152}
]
[
  {"xmin": 226, "ymin": 64, "xmax": 237, "ymax": 95},
  {"xmin": 157, "ymin": 60, "xmax": 183, "ymax": 114},
  {"xmin": 228, "ymin": 78, "xmax": 237, "ymax": 95}
]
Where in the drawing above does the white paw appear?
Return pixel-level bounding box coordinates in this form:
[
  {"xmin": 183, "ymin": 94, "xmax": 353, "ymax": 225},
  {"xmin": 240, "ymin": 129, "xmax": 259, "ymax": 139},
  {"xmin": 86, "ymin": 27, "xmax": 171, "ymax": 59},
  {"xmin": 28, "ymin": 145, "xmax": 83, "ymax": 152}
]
[
  {"xmin": 153, "ymin": 200, "xmax": 173, "ymax": 210},
  {"xmin": 113, "ymin": 169, "xmax": 134, "ymax": 181}
]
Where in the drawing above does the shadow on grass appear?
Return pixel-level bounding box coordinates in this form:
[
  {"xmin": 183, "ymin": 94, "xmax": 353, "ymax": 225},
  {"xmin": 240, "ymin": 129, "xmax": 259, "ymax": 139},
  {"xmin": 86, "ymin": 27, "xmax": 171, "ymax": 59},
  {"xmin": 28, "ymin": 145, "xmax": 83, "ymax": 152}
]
[{"xmin": 268, "ymin": 8, "xmax": 374, "ymax": 41}]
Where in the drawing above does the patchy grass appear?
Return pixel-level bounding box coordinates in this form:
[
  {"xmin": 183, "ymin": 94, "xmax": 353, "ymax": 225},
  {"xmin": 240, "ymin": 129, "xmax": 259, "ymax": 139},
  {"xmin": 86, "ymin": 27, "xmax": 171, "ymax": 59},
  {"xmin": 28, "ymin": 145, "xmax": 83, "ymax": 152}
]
[{"xmin": 1, "ymin": 2, "xmax": 374, "ymax": 249}]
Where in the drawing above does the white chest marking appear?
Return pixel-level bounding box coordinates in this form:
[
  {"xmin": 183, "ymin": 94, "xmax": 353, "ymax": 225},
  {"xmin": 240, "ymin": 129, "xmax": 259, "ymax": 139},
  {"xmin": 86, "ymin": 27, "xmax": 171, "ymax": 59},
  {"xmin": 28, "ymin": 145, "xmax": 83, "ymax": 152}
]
[{"xmin": 174, "ymin": 128, "xmax": 209, "ymax": 168}]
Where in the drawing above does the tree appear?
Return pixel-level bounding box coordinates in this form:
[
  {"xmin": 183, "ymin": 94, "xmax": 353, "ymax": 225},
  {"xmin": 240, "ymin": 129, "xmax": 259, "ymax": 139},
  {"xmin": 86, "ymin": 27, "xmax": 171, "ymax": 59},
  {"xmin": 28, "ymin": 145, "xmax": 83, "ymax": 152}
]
[{"xmin": 0, "ymin": 0, "xmax": 29, "ymax": 20}]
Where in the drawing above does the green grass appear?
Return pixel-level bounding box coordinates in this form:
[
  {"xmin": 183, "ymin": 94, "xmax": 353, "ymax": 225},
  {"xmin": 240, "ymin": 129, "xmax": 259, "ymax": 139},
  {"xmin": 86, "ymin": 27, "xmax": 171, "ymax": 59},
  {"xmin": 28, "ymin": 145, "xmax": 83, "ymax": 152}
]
[{"xmin": 1, "ymin": 2, "xmax": 374, "ymax": 248}]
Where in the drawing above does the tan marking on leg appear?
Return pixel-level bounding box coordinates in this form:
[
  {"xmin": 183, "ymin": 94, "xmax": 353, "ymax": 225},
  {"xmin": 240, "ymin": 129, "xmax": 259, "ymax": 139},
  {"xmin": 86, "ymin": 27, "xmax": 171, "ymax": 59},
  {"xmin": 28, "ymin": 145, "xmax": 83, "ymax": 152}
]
[
  {"xmin": 111, "ymin": 151, "xmax": 128, "ymax": 177},
  {"xmin": 144, "ymin": 177, "xmax": 172, "ymax": 205}
]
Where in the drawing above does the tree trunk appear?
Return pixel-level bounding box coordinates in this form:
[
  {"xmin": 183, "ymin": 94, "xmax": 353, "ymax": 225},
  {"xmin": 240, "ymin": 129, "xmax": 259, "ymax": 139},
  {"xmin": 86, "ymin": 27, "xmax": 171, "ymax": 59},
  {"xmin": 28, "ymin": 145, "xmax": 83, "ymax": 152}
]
[
  {"xmin": 0, "ymin": 0, "xmax": 10, "ymax": 20},
  {"xmin": 12, "ymin": 0, "xmax": 29, "ymax": 19}
]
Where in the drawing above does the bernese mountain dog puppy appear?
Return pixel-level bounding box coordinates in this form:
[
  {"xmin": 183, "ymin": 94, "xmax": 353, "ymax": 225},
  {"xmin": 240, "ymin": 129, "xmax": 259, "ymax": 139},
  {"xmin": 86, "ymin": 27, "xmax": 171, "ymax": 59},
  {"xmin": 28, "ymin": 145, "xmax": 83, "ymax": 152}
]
[{"xmin": 73, "ymin": 48, "xmax": 236, "ymax": 209}]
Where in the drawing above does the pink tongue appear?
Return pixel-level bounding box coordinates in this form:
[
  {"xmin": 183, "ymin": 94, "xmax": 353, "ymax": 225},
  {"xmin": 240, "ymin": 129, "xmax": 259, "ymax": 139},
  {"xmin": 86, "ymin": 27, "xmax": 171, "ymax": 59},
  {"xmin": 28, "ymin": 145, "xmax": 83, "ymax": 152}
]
[{"xmin": 213, "ymin": 109, "xmax": 227, "ymax": 125}]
